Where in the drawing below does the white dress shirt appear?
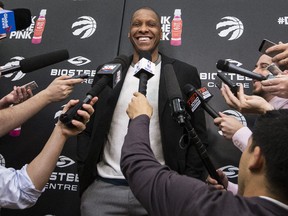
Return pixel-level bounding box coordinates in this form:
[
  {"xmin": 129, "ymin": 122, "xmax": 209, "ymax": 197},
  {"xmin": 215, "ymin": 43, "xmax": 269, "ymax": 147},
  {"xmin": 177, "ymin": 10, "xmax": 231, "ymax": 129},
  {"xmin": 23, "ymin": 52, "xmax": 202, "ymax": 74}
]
[{"xmin": 0, "ymin": 164, "xmax": 42, "ymax": 209}]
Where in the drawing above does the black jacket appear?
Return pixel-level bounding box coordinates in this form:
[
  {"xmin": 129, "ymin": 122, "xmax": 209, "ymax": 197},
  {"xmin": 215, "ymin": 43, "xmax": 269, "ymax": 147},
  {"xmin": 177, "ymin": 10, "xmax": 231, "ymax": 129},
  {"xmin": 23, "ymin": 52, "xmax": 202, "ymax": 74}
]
[{"xmin": 77, "ymin": 53, "xmax": 208, "ymax": 195}]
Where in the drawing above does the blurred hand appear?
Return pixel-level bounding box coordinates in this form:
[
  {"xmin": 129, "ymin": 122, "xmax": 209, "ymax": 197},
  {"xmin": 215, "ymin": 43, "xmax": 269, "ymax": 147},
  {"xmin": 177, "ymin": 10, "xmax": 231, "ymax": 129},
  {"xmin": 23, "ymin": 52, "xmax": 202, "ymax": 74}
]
[
  {"xmin": 206, "ymin": 170, "xmax": 228, "ymax": 190},
  {"xmin": 214, "ymin": 112, "xmax": 244, "ymax": 139},
  {"xmin": 266, "ymin": 42, "xmax": 288, "ymax": 70},
  {"xmin": 56, "ymin": 96, "xmax": 98, "ymax": 137},
  {"xmin": 261, "ymin": 74, "xmax": 288, "ymax": 98},
  {"xmin": 43, "ymin": 76, "xmax": 84, "ymax": 103},
  {"xmin": 126, "ymin": 92, "xmax": 153, "ymax": 119},
  {"xmin": 0, "ymin": 86, "xmax": 33, "ymax": 109},
  {"xmin": 221, "ymin": 83, "xmax": 273, "ymax": 114}
]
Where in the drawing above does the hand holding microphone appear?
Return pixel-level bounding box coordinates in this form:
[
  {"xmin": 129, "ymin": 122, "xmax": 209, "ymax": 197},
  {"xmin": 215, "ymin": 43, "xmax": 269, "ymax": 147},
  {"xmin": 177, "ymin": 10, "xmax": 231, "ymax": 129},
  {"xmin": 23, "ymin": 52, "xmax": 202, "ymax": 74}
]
[
  {"xmin": 0, "ymin": 49, "xmax": 70, "ymax": 77},
  {"xmin": 134, "ymin": 51, "xmax": 155, "ymax": 96},
  {"xmin": 126, "ymin": 92, "xmax": 153, "ymax": 120},
  {"xmin": 60, "ymin": 55, "xmax": 129, "ymax": 128},
  {"xmin": 183, "ymin": 83, "xmax": 220, "ymax": 119},
  {"xmin": 221, "ymin": 83, "xmax": 273, "ymax": 114},
  {"xmin": 216, "ymin": 59, "xmax": 269, "ymax": 81}
]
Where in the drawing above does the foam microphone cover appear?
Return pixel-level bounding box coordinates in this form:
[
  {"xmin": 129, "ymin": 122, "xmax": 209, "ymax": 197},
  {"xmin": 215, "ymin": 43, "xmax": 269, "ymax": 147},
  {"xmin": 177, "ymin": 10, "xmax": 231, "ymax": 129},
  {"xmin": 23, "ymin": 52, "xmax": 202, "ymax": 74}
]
[
  {"xmin": 139, "ymin": 51, "xmax": 151, "ymax": 61},
  {"xmin": 20, "ymin": 49, "xmax": 69, "ymax": 73},
  {"xmin": 12, "ymin": 8, "xmax": 32, "ymax": 31}
]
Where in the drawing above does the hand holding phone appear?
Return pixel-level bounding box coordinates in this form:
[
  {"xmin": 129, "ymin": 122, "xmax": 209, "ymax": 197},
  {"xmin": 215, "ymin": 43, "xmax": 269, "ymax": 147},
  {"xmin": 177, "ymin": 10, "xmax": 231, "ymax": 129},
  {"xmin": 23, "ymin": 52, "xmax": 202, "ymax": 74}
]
[
  {"xmin": 21, "ymin": 81, "xmax": 38, "ymax": 91},
  {"xmin": 258, "ymin": 39, "xmax": 281, "ymax": 58}
]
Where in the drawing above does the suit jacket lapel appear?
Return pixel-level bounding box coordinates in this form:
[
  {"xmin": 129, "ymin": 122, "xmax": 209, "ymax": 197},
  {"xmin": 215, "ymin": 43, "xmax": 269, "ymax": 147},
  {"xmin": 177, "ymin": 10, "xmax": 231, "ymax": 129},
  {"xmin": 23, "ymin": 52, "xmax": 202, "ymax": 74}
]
[{"xmin": 159, "ymin": 54, "xmax": 175, "ymax": 119}]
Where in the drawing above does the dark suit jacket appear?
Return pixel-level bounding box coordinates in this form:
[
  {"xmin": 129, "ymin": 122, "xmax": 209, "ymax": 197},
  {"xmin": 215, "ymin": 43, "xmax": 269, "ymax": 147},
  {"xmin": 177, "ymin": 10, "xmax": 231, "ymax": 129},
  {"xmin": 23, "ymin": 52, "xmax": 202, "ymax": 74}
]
[
  {"xmin": 77, "ymin": 53, "xmax": 208, "ymax": 195},
  {"xmin": 121, "ymin": 115, "xmax": 288, "ymax": 216}
]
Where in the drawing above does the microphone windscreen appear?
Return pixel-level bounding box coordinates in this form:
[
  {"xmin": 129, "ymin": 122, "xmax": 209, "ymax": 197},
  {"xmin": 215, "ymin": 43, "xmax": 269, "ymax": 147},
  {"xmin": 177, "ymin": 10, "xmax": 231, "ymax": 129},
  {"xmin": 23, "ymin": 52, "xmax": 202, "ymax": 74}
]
[
  {"xmin": 113, "ymin": 54, "xmax": 130, "ymax": 70},
  {"xmin": 216, "ymin": 59, "xmax": 228, "ymax": 71},
  {"xmin": 183, "ymin": 83, "xmax": 196, "ymax": 97},
  {"xmin": 87, "ymin": 54, "xmax": 129, "ymax": 96},
  {"xmin": 163, "ymin": 64, "xmax": 182, "ymax": 100},
  {"xmin": 139, "ymin": 51, "xmax": 152, "ymax": 61},
  {"xmin": 11, "ymin": 8, "xmax": 32, "ymax": 31},
  {"xmin": 20, "ymin": 49, "xmax": 69, "ymax": 73}
]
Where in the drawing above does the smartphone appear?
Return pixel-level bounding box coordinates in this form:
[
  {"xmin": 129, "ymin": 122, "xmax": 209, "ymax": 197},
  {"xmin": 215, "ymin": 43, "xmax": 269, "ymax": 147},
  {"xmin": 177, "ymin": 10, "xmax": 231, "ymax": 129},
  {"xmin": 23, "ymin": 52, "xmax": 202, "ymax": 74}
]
[
  {"xmin": 216, "ymin": 72, "xmax": 238, "ymax": 96},
  {"xmin": 266, "ymin": 63, "xmax": 283, "ymax": 76},
  {"xmin": 66, "ymin": 73, "xmax": 89, "ymax": 79},
  {"xmin": 258, "ymin": 39, "xmax": 281, "ymax": 57},
  {"xmin": 21, "ymin": 81, "xmax": 38, "ymax": 90}
]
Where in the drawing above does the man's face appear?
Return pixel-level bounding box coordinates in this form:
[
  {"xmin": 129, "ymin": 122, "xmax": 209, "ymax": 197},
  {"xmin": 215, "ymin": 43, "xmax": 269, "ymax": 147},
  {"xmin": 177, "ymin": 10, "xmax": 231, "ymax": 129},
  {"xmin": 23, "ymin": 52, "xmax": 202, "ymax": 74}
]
[
  {"xmin": 252, "ymin": 55, "xmax": 272, "ymax": 95},
  {"xmin": 128, "ymin": 9, "xmax": 162, "ymax": 55}
]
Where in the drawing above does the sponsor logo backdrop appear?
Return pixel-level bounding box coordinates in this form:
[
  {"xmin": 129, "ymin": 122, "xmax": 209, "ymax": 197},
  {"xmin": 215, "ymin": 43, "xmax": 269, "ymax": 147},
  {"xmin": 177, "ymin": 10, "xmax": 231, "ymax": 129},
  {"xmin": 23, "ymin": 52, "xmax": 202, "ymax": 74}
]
[{"xmin": 0, "ymin": 0, "xmax": 288, "ymax": 215}]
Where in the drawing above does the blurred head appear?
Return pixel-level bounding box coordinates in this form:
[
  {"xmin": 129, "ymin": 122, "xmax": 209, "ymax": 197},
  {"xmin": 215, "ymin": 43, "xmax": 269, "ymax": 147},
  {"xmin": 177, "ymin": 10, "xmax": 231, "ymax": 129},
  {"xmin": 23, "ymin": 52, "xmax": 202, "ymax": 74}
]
[
  {"xmin": 238, "ymin": 110, "xmax": 288, "ymax": 201},
  {"xmin": 128, "ymin": 6, "xmax": 162, "ymax": 62},
  {"xmin": 252, "ymin": 54, "xmax": 272, "ymax": 96}
]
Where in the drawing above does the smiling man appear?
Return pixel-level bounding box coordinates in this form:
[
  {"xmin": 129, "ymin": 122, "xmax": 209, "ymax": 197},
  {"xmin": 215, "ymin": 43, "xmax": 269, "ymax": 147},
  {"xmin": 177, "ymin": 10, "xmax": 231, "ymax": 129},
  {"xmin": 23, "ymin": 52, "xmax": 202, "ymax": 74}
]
[{"xmin": 79, "ymin": 6, "xmax": 208, "ymax": 216}]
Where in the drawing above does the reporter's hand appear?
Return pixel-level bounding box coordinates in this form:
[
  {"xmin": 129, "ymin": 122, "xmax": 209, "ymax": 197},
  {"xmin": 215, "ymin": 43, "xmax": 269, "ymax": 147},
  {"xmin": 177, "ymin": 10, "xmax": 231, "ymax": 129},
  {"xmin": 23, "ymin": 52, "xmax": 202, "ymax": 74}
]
[
  {"xmin": 214, "ymin": 112, "xmax": 244, "ymax": 140},
  {"xmin": 261, "ymin": 74, "xmax": 288, "ymax": 98},
  {"xmin": 0, "ymin": 86, "xmax": 33, "ymax": 109},
  {"xmin": 43, "ymin": 76, "xmax": 84, "ymax": 103},
  {"xmin": 56, "ymin": 96, "xmax": 98, "ymax": 137},
  {"xmin": 126, "ymin": 92, "xmax": 153, "ymax": 119},
  {"xmin": 206, "ymin": 170, "xmax": 228, "ymax": 190},
  {"xmin": 221, "ymin": 83, "xmax": 273, "ymax": 114},
  {"xmin": 266, "ymin": 42, "xmax": 288, "ymax": 70}
]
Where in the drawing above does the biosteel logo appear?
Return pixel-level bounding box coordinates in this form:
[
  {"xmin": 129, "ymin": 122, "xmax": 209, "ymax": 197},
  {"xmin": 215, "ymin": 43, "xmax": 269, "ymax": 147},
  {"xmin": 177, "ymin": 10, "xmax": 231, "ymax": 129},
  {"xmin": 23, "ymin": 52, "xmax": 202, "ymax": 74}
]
[
  {"xmin": 216, "ymin": 16, "xmax": 244, "ymax": 41},
  {"xmin": 72, "ymin": 16, "xmax": 96, "ymax": 39},
  {"xmin": 219, "ymin": 165, "xmax": 239, "ymax": 179}
]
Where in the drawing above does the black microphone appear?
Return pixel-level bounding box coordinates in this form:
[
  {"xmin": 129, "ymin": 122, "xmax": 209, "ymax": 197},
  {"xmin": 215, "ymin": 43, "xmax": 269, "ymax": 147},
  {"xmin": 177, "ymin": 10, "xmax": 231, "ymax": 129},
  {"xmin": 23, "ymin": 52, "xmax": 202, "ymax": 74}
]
[
  {"xmin": 182, "ymin": 84, "xmax": 226, "ymax": 188},
  {"xmin": 164, "ymin": 64, "xmax": 186, "ymax": 126},
  {"xmin": 216, "ymin": 59, "xmax": 267, "ymax": 81},
  {"xmin": 60, "ymin": 54, "xmax": 129, "ymax": 128},
  {"xmin": 0, "ymin": 49, "xmax": 69, "ymax": 77},
  {"xmin": 216, "ymin": 72, "xmax": 239, "ymax": 96},
  {"xmin": 183, "ymin": 84, "xmax": 220, "ymax": 119},
  {"xmin": 134, "ymin": 51, "xmax": 155, "ymax": 96},
  {"xmin": 12, "ymin": 8, "xmax": 32, "ymax": 31}
]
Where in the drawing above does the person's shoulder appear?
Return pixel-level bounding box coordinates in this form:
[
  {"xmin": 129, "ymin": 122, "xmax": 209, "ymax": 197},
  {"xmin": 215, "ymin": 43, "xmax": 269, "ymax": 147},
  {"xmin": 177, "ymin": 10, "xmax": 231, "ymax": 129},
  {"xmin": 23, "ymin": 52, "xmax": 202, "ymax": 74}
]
[{"xmin": 161, "ymin": 53, "xmax": 197, "ymax": 71}]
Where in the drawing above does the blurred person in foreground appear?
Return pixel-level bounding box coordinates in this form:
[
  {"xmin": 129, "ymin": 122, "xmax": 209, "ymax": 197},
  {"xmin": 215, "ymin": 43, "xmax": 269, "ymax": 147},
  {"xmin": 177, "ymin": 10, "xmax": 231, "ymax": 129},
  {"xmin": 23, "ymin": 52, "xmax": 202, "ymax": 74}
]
[{"xmin": 120, "ymin": 92, "xmax": 288, "ymax": 216}]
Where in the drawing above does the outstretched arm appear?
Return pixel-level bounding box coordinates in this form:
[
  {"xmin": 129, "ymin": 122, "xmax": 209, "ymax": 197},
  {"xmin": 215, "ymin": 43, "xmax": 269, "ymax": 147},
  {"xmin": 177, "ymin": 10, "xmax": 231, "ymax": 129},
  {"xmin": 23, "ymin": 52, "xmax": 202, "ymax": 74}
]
[{"xmin": 0, "ymin": 76, "xmax": 83, "ymax": 137}]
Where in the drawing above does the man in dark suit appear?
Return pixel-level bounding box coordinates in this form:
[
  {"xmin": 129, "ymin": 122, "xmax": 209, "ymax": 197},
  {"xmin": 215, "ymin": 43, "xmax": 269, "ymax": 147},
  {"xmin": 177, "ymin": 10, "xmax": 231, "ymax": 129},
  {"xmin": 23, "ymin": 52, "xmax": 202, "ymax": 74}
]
[
  {"xmin": 121, "ymin": 93, "xmax": 288, "ymax": 216},
  {"xmin": 78, "ymin": 6, "xmax": 208, "ymax": 216}
]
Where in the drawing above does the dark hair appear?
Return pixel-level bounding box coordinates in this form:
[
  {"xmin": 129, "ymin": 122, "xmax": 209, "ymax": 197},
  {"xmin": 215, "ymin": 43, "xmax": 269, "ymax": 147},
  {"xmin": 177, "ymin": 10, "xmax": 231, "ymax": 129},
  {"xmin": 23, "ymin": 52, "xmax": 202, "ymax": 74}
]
[
  {"xmin": 0, "ymin": 1, "xmax": 4, "ymax": 8},
  {"xmin": 130, "ymin": 6, "xmax": 161, "ymax": 27},
  {"xmin": 250, "ymin": 109, "xmax": 288, "ymax": 200}
]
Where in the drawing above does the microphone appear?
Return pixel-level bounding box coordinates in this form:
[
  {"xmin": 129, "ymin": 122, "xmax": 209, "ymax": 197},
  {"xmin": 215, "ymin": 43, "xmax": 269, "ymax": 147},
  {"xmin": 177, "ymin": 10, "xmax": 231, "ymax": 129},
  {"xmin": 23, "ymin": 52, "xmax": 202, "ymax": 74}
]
[
  {"xmin": 216, "ymin": 72, "xmax": 239, "ymax": 96},
  {"xmin": 163, "ymin": 64, "xmax": 186, "ymax": 126},
  {"xmin": 12, "ymin": 8, "xmax": 32, "ymax": 31},
  {"xmin": 134, "ymin": 51, "xmax": 155, "ymax": 96},
  {"xmin": 216, "ymin": 59, "xmax": 267, "ymax": 81},
  {"xmin": 0, "ymin": 8, "xmax": 31, "ymax": 33},
  {"xmin": 266, "ymin": 63, "xmax": 283, "ymax": 76},
  {"xmin": 183, "ymin": 84, "xmax": 219, "ymax": 119},
  {"xmin": 60, "ymin": 54, "xmax": 129, "ymax": 127},
  {"xmin": 0, "ymin": 49, "xmax": 69, "ymax": 77}
]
